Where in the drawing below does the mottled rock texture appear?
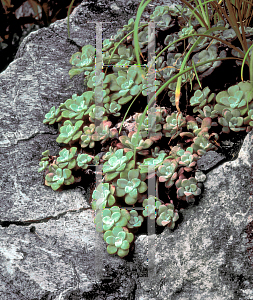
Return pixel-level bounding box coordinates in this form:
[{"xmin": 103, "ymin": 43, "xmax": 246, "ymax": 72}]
[{"xmin": 0, "ymin": 0, "xmax": 252, "ymax": 299}]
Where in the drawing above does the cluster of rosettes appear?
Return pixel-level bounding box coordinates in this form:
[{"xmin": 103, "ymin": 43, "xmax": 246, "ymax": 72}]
[
  {"xmin": 189, "ymin": 82, "xmax": 253, "ymax": 134},
  {"xmin": 39, "ymin": 5, "xmax": 253, "ymax": 260}
]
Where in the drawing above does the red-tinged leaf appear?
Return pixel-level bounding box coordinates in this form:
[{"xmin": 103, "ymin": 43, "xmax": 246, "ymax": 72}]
[
  {"xmin": 159, "ymin": 176, "xmax": 166, "ymax": 182},
  {"xmin": 180, "ymin": 132, "xmax": 194, "ymax": 138},
  {"xmin": 161, "ymin": 220, "xmax": 170, "ymax": 226},
  {"xmin": 184, "ymin": 167, "xmax": 192, "ymax": 172},
  {"xmin": 189, "ymin": 162, "xmax": 196, "ymax": 167},
  {"xmin": 201, "ymin": 117, "xmax": 212, "ymax": 129},
  {"xmin": 185, "ymin": 115, "xmax": 196, "ymax": 122},
  {"xmin": 137, "ymin": 150, "xmax": 149, "ymax": 156},
  {"xmin": 184, "ymin": 192, "xmax": 192, "ymax": 197}
]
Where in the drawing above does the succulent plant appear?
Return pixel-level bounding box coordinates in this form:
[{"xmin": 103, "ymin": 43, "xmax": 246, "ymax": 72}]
[
  {"xmin": 56, "ymin": 120, "xmax": 84, "ymax": 144},
  {"xmin": 134, "ymin": 109, "xmax": 163, "ymax": 141},
  {"xmin": 102, "ymin": 73, "xmax": 122, "ymax": 92},
  {"xmin": 156, "ymin": 203, "xmax": 179, "ymax": 228},
  {"xmin": 91, "ymin": 121, "xmax": 118, "ymax": 143},
  {"xmin": 164, "ymin": 33, "xmax": 182, "ymax": 52},
  {"xmin": 179, "ymin": 25, "xmax": 195, "ymax": 38},
  {"xmin": 163, "ymin": 53, "xmax": 184, "ymax": 82},
  {"xmin": 60, "ymin": 92, "xmax": 94, "ymax": 120},
  {"xmin": 80, "ymin": 124, "xmax": 95, "ymax": 148},
  {"xmin": 56, "ymin": 147, "xmax": 77, "ymax": 169},
  {"xmin": 163, "ymin": 112, "xmax": 186, "ymax": 139},
  {"xmin": 190, "ymin": 87, "xmax": 215, "ymax": 108},
  {"xmin": 193, "ymin": 105, "xmax": 219, "ymax": 119},
  {"xmin": 141, "ymin": 78, "xmax": 161, "ymax": 97},
  {"xmin": 111, "ymin": 45, "xmax": 136, "ymax": 72},
  {"xmin": 231, "ymin": 38, "xmax": 253, "ymax": 66},
  {"xmin": 246, "ymin": 109, "xmax": 253, "ymax": 127},
  {"xmin": 102, "ymin": 149, "xmax": 135, "ymax": 182},
  {"xmin": 118, "ymin": 131, "xmax": 153, "ymax": 155},
  {"xmin": 87, "ymin": 71, "xmax": 106, "ymax": 89},
  {"xmin": 102, "ymin": 146, "xmax": 118, "ymax": 162},
  {"xmin": 176, "ymin": 146, "xmax": 199, "ymax": 172},
  {"xmin": 142, "ymin": 196, "xmax": 162, "ymax": 219},
  {"xmin": 116, "ymin": 169, "xmax": 148, "ymax": 205},
  {"xmin": 175, "ymin": 177, "xmax": 201, "ymax": 201},
  {"xmin": 39, "ymin": 3, "xmax": 253, "ymax": 261},
  {"xmin": 214, "ymin": 81, "xmax": 253, "ymax": 116},
  {"xmin": 45, "ymin": 164, "xmax": 74, "ymax": 191},
  {"xmin": 218, "ymin": 108, "xmax": 246, "ymax": 133},
  {"xmin": 91, "ymin": 182, "xmax": 116, "ymax": 211},
  {"xmin": 191, "ymin": 132, "xmax": 218, "ymax": 156},
  {"xmin": 111, "ymin": 17, "xmax": 135, "ymax": 42},
  {"xmin": 150, "ymin": 5, "xmax": 174, "ymax": 31},
  {"xmin": 88, "ymin": 106, "xmax": 107, "ymax": 123},
  {"xmin": 103, "ymin": 226, "xmax": 134, "ymax": 257},
  {"xmin": 69, "ymin": 44, "xmax": 95, "ymax": 79},
  {"xmin": 110, "ymin": 66, "xmax": 146, "ymax": 105},
  {"xmin": 94, "ymin": 206, "xmax": 130, "ymax": 232},
  {"xmin": 43, "ymin": 106, "xmax": 62, "ymax": 125},
  {"xmin": 180, "ymin": 116, "xmax": 213, "ymax": 142},
  {"xmin": 157, "ymin": 159, "xmax": 178, "ymax": 188},
  {"xmin": 188, "ymin": 26, "xmax": 212, "ymax": 52},
  {"xmin": 104, "ymin": 101, "xmax": 122, "ymax": 117},
  {"xmin": 151, "ymin": 146, "xmax": 166, "ymax": 158},
  {"xmin": 132, "ymin": 26, "xmax": 150, "ymax": 50},
  {"xmin": 138, "ymin": 152, "xmax": 167, "ymax": 175},
  {"xmin": 38, "ymin": 150, "xmax": 51, "ymax": 172},
  {"xmin": 127, "ymin": 210, "xmax": 144, "ymax": 229},
  {"xmin": 221, "ymin": 27, "xmax": 237, "ymax": 41},
  {"xmin": 102, "ymin": 38, "xmax": 115, "ymax": 52},
  {"xmin": 191, "ymin": 45, "xmax": 227, "ymax": 77},
  {"xmin": 76, "ymin": 153, "xmax": 93, "ymax": 169}
]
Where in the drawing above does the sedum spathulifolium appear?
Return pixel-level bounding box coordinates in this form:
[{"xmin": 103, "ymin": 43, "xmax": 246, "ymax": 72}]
[{"xmin": 38, "ymin": 3, "xmax": 253, "ymax": 258}]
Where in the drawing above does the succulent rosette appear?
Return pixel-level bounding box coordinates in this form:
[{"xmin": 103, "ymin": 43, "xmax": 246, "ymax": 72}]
[
  {"xmin": 94, "ymin": 206, "xmax": 130, "ymax": 232},
  {"xmin": 116, "ymin": 169, "xmax": 148, "ymax": 205},
  {"xmin": 45, "ymin": 164, "xmax": 74, "ymax": 191},
  {"xmin": 103, "ymin": 226, "xmax": 134, "ymax": 258},
  {"xmin": 56, "ymin": 147, "xmax": 77, "ymax": 169},
  {"xmin": 157, "ymin": 159, "xmax": 178, "ymax": 188},
  {"xmin": 91, "ymin": 182, "xmax": 116, "ymax": 211},
  {"xmin": 214, "ymin": 81, "xmax": 253, "ymax": 116},
  {"xmin": 163, "ymin": 112, "xmax": 186, "ymax": 139},
  {"xmin": 175, "ymin": 177, "xmax": 201, "ymax": 201},
  {"xmin": 142, "ymin": 196, "xmax": 163, "ymax": 219},
  {"xmin": 156, "ymin": 204, "xmax": 179, "ymax": 228},
  {"xmin": 118, "ymin": 131, "xmax": 153, "ymax": 156},
  {"xmin": 102, "ymin": 149, "xmax": 135, "ymax": 182},
  {"xmin": 176, "ymin": 147, "xmax": 199, "ymax": 172},
  {"xmin": 127, "ymin": 210, "xmax": 144, "ymax": 229}
]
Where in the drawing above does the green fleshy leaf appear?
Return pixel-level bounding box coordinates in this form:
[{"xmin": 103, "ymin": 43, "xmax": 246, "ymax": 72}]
[
  {"xmin": 51, "ymin": 183, "xmax": 61, "ymax": 190},
  {"xmin": 63, "ymin": 169, "xmax": 71, "ymax": 179},
  {"xmin": 138, "ymin": 181, "xmax": 148, "ymax": 193},
  {"xmin": 107, "ymin": 245, "xmax": 117, "ymax": 254}
]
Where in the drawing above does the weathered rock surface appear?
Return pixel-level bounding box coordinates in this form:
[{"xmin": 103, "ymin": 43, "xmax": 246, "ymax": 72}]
[{"xmin": 0, "ymin": 0, "xmax": 253, "ymax": 299}]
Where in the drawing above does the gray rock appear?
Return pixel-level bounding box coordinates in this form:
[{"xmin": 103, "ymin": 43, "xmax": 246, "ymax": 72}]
[
  {"xmin": 0, "ymin": 0, "xmax": 252, "ymax": 299},
  {"xmin": 197, "ymin": 150, "xmax": 226, "ymax": 171}
]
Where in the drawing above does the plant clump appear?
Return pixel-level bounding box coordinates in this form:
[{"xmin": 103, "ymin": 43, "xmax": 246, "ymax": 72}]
[{"xmin": 38, "ymin": 2, "xmax": 253, "ymax": 259}]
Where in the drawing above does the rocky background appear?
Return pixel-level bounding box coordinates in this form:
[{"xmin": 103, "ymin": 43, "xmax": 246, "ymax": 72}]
[{"xmin": 0, "ymin": 0, "xmax": 253, "ymax": 299}]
